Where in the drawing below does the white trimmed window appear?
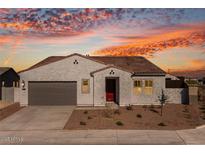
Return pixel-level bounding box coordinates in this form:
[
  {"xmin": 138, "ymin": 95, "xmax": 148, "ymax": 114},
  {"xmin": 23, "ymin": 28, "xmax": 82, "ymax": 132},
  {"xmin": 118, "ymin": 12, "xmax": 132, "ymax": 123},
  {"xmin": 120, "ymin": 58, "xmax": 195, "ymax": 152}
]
[
  {"xmin": 81, "ymin": 79, "xmax": 90, "ymax": 94},
  {"xmin": 133, "ymin": 80, "xmax": 142, "ymax": 95},
  {"xmin": 144, "ymin": 80, "xmax": 153, "ymax": 95}
]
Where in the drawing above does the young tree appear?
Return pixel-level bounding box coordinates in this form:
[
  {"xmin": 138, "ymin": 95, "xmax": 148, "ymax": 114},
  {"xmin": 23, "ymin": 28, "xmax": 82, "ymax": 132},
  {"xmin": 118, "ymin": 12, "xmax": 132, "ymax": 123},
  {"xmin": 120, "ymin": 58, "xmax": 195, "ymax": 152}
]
[{"xmin": 158, "ymin": 89, "xmax": 168, "ymax": 116}]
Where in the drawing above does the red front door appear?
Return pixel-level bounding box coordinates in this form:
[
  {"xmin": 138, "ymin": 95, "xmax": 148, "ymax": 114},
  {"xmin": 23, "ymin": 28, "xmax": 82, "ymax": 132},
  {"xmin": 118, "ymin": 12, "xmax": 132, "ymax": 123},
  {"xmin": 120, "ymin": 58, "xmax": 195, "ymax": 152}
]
[
  {"xmin": 106, "ymin": 79, "xmax": 116, "ymax": 102},
  {"xmin": 106, "ymin": 92, "xmax": 114, "ymax": 101}
]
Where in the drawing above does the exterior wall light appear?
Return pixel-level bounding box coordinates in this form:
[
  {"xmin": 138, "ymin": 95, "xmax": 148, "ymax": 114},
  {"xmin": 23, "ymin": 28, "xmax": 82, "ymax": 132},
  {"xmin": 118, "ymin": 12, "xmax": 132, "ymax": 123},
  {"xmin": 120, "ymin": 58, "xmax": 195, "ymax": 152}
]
[
  {"xmin": 2, "ymin": 81, "xmax": 5, "ymax": 87},
  {"xmin": 21, "ymin": 80, "xmax": 26, "ymax": 90}
]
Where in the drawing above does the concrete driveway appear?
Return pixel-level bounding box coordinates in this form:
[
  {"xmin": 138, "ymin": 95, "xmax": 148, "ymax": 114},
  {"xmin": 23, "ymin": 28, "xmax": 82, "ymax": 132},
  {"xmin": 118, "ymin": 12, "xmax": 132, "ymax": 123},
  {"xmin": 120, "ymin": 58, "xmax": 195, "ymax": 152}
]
[{"xmin": 0, "ymin": 106, "xmax": 75, "ymax": 131}]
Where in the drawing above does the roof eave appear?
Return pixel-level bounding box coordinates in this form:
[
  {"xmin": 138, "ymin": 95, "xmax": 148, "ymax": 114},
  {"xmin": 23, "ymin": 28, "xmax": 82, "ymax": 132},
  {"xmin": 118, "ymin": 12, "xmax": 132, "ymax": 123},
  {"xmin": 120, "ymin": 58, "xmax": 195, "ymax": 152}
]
[{"xmin": 131, "ymin": 72, "xmax": 166, "ymax": 77}]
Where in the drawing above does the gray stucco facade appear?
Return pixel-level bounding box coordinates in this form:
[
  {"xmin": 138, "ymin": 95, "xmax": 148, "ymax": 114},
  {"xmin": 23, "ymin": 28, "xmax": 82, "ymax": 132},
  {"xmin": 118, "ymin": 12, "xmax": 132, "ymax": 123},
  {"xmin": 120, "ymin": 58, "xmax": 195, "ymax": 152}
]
[{"xmin": 16, "ymin": 54, "xmax": 180, "ymax": 106}]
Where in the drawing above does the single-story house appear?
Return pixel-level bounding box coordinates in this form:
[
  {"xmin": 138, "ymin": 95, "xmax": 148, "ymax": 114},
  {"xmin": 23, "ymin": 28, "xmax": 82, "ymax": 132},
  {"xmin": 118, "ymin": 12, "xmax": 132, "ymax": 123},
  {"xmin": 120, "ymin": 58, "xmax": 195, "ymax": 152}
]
[
  {"xmin": 17, "ymin": 53, "xmax": 183, "ymax": 106},
  {"xmin": 0, "ymin": 67, "xmax": 20, "ymax": 101}
]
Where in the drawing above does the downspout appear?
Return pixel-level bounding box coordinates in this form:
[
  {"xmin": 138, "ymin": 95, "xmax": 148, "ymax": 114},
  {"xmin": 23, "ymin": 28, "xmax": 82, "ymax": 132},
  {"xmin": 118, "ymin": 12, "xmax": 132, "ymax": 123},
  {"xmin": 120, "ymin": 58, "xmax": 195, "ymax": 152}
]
[{"xmin": 91, "ymin": 74, "xmax": 95, "ymax": 107}]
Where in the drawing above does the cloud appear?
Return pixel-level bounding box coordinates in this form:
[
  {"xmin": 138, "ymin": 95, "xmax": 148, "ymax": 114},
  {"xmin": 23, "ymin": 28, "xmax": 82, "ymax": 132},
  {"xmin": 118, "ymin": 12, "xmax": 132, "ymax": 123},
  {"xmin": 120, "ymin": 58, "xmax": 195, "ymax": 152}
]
[
  {"xmin": 190, "ymin": 59, "xmax": 205, "ymax": 70},
  {"xmin": 0, "ymin": 8, "xmax": 188, "ymax": 38},
  {"xmin": 92, "ymin": 22, "xmax": 205, "ymax": 57},
  {"xmin": 0, "ymin": 8, "xmax": 114, "ymax": 37}
]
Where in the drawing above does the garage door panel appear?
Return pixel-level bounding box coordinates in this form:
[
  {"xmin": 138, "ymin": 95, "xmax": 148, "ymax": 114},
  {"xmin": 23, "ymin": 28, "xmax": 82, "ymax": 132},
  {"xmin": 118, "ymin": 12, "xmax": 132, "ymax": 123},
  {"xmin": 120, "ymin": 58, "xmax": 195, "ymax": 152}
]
[{"xmin": 28, "ymin": 82, "xmax": 77, "ymax": 106}]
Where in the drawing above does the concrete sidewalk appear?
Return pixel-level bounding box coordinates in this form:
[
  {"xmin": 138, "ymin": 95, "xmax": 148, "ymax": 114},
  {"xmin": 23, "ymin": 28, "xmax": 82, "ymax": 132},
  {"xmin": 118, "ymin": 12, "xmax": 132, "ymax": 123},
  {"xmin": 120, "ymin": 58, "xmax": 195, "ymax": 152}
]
[{"xmin": 0, "ymin": 127, "xmax": 204, "ymax": 145}]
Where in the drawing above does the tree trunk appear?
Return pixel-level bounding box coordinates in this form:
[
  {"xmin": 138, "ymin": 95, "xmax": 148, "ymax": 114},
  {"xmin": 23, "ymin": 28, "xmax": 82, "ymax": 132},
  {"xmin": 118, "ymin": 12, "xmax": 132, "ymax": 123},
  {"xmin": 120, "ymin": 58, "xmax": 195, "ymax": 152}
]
[{"xmin": 161, "ymin": 105, "xmax": 163, "ymax": 116}]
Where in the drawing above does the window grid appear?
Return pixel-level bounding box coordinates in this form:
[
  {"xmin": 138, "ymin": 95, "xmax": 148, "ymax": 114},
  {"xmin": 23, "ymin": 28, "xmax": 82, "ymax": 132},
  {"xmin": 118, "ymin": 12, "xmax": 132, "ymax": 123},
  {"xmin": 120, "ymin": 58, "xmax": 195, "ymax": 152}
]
[
  {"xmin": 133, "ymin": 80, "xmax": 142, "ymax": 95},
  {"xmin": 81, "ymin": 79, "xmax": 90, "ymax": 94}
]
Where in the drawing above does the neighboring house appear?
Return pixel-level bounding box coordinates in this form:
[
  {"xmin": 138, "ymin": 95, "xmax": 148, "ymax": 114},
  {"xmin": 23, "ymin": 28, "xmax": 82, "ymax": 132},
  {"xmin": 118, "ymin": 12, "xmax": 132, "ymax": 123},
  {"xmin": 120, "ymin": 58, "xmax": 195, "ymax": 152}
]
[
  {"xmin": 17, "ymin": 53, "xmax": 183, "ymax": 106},
  {"xmin": 185, "ymin": 78, "xmax": 199, "ymax": 86},
  {"xmin": 0, "ymin": 67, "xmax": 20, "ymax": 101},
  {"xmin": 198, "ymin": 77, "xmax": 205, "ymax": 86}
]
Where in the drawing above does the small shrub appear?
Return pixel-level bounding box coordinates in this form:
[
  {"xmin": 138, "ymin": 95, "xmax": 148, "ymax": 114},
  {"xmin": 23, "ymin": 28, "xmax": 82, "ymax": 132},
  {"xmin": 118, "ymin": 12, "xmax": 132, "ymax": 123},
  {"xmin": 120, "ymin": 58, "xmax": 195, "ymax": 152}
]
[
  {"xmin": 84, "ymin": 110, "xmax": 88, "ymax": 114},
  {"xmin": 116, "ymin": 121, "xmax": 124, "ymax": 126},
  {"xmin": 126, "ymin": 104, "xmax": 133, "ymax": 110},
  {"xmin": 142, "ymin": 105, "xmax": 147, "ymax": 108},
  {"xmin": 114, "ymin": 109, "xmax": 120, "ymax": 115},
  {"xmin": 80, "ymin": 121, "xmax": 86, "ymax": 125},
  {"xmin": 136, "ymin": 114, "xmax": 142, "ymax": 118},
  {"xmin": 143, "ymin": 105, "xmax": 147, "ymax": 111},
  {"xmin": 150, "ymin": 108, "xmax": 159, "ymax": 113},
  {"xmin": 199, "ymin": 107, "xmax": 205, "ymax": 110},
  {"xmin": 182, "ymin": 109, "xmax": 189, "ymax": 113},
  {"xmin": 184, "ymin": 114, "xmax": 191, "ymax": 119},
  {"xmin": 87, "ymin": 116, "xmax": 92, "ymax": 120},
  {"xmin": 158, "ymin": 122, "xmax": 166, "ymax": 126},
  {"xmin": 149, "ymin": 104, "xmax": 155, "ymax": 109}
]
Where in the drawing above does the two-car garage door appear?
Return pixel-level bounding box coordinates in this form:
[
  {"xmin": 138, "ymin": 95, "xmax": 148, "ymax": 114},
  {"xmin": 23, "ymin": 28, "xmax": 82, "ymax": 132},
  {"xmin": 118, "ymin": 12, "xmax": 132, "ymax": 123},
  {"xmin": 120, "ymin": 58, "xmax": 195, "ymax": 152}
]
[{"xmin": 28, "ymin": 81, "xmax": 77, "ymax": 106}]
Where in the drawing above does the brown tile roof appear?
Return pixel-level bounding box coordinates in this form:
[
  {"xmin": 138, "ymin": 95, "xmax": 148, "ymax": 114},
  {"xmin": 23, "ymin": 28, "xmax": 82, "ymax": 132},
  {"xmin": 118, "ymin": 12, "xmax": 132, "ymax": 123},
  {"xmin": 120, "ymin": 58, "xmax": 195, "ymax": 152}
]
[
  {"xmin": 18, "ymin": 56, "xmax": 65, "ymax": 73},
  {"xmin": 0, "ymin": 67, "xmax": 11, "ymax": 75},
  {"xmin": 90, "ymin": 56, "xmax": 165, "ymax": 74},
  {"xmin": 19, "ymin": 53, "xmax": 165, "ymax": 75}
]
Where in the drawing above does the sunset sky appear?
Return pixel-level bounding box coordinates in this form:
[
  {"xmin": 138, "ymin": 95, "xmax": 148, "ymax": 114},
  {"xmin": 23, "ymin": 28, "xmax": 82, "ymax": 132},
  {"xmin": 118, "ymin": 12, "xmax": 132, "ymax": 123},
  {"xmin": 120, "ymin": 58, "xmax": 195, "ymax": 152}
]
[{"xmin": 1, "ymin": 8, "xmax": 205, "ymax": 73}]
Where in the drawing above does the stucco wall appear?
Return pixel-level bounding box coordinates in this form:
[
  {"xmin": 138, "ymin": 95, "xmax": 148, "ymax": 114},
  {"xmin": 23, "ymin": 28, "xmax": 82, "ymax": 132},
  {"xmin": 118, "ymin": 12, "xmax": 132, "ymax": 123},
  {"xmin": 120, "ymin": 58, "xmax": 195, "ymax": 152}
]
[
  {"xmin": 14, "ymin": 88, "xmax": 20, "ymax": 103},
  {"xmin": 165, "ymin": 88, "xmax": 188, "ymax": 104},
  {"xmin": 131, "ymin": 76, "xmax": 165, "ymax": 105},
  {"xmin": 93, "ymin": 69, "xmax": 166, "ymax": 106},
  {"xmin": 1, "ymin": 87, "xmax": 14, "ymax": 102},
  {"xmin": 93, "ymin": 68, "xmax": 132, "ymax": 106},
  {"xmin": 19, "ymin": 55, "xmax": 106, "ymax": 106},
  {"xmin": 188, "ymin": 86, "xmax": 199, "ymax": 104}
]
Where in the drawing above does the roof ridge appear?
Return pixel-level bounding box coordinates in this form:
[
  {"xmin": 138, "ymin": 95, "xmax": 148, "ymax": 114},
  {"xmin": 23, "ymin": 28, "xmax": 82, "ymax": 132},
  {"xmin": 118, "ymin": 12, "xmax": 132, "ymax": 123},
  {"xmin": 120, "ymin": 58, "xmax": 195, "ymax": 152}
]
[
  {"xmin": 90, "ymin": 55, "xmax": 145, "ymax": 58},
  {"xmin": 18, "ymin": 53, "xmax": 165, "ymax": 74}
]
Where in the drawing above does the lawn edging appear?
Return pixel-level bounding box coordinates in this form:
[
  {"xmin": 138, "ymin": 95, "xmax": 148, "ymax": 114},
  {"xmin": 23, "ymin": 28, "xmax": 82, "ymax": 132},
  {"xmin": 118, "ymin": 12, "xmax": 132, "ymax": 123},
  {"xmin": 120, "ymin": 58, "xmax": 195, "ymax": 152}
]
[{"xmin": 0, "ymin": 102, "xmax": 21, "ymax": 121}]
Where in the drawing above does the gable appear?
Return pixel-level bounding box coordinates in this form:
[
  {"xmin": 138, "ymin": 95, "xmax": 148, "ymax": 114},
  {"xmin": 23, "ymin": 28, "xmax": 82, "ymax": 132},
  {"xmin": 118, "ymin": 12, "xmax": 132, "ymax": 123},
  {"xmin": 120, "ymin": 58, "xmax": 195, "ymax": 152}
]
[
  {"xmin": 90, "ymin": 65, "xmax": 131, "ymax": 76},
  {"xmin": 19, "ymin": 54, "xmax": 107, "ymax": 79},
  {"xmin": 19, "ymin": 53, "xmax": 106, "ymax": 74}
]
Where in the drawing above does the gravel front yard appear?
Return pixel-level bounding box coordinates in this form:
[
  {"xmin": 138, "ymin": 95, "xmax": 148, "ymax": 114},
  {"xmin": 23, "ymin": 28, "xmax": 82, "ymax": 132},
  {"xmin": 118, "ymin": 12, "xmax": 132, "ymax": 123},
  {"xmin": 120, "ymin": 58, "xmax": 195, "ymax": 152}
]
[
  {"xmin": 64, "ymin": 104, "xmax": 205, "ymax": 130},
  {"xmin": 0, "ymin": 102, "xmax": 11, "ymax": 109}
]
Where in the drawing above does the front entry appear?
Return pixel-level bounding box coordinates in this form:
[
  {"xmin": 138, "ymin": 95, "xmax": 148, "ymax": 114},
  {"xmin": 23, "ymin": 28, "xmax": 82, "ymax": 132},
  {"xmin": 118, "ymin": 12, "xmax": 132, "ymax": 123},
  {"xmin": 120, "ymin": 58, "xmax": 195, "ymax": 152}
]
[{"xmin": 105, "ymin": 77, "xmax": 119, "ymax": 105}]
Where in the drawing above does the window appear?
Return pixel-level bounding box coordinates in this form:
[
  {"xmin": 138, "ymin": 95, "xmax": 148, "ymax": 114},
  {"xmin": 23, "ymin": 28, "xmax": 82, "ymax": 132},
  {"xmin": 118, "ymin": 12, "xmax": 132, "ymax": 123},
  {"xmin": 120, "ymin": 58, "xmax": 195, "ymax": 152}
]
[
  {"xmin": 133, "ymin": 80, "xmax": 142, "ymax": 95},
  {"xmin": 81, "ymin": 79, "xmax": 90, "ymax": 94},
  {"xmin": 144, "ymin": 80, "xmax": 153, "ymax": 95}
]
